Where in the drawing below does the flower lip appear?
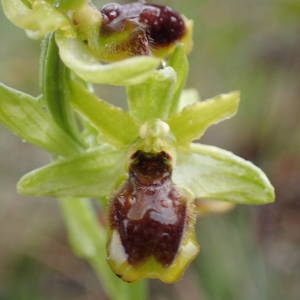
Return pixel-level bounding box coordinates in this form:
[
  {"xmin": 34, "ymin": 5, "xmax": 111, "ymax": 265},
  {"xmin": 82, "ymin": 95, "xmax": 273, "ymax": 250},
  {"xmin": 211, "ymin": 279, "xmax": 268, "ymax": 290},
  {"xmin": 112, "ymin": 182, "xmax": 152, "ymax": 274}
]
[
  {"xmin": 99, "ymin": 2, "xmax": 186, "ymax": 47},
  {"xmin": 139, "ymin": 3, "xmax": 186, "ymax": 46},
  {"xmin": 110, "ymin": 150, "xmax": 187, "ymax": 267}
]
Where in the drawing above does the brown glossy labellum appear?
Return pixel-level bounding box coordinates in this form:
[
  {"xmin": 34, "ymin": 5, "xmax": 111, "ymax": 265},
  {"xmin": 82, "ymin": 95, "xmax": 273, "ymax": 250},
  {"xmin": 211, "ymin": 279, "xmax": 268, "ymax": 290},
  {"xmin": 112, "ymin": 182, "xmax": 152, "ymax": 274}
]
[
  {"xmin": 100, "ymin": 2, "xmax": 187, "ymax": 49},
  {"xmin": 109, "ymin": 150, "xmax": 188, "ymax": 267}
]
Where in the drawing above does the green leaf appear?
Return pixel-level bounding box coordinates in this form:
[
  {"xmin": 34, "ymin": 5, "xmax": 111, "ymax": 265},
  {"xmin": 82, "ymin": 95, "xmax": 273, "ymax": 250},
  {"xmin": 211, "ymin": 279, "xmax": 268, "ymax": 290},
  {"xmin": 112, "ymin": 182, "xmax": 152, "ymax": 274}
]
[
  {"xmin": 127, "ymin": 67, "xmax": 176, "ymax": 123},
  {"xmin": 173, "ymin": 143, "xmax": 275, "ymax": 205},
  {"xmin": 69, "ymin": 79, "xmax": 139, "ymax": 146},
  {"xmin": 55, "ymin": 34, "xmax": 161, "ymax": 86},
  {"xmin": 18, "ymin": 146, "xmax": 126, "ymax": 198},
  {"xmin": 41, "ymin": 33, "xmax": 84, "ymax": 147},
  {"xmin": 168, "ymin": 91, "xmax": 240, "ymax": 146},
  {"xmin": 168, "ymin": 44, "xmax": 189, "ymax": 116},
  {"xmin": 2, "ymin": 0, "xmax": 72, "ymax": 38},
  {"xmin": 0, "ymin": 82, "xmax": 80, "ymax": 155},
  {"xmin": 60, "ymin": 197, "xmax": 148, "ymax": 300}
]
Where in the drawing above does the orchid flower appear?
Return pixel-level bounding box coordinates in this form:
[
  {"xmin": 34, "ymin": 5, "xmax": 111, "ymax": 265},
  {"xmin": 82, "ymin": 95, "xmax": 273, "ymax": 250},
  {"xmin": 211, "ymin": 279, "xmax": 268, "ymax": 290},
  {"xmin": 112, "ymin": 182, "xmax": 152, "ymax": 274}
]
[
  {"xmin": 0, "ymin": 0, "xmax": 274, "ymax": 291},
  {"xmin": 2, "ymin": 0, "xmax": 192, "ymax": 85},
  {"xmin": 0, "ymin": 43, "xmax": 274, "ymax": 282}
]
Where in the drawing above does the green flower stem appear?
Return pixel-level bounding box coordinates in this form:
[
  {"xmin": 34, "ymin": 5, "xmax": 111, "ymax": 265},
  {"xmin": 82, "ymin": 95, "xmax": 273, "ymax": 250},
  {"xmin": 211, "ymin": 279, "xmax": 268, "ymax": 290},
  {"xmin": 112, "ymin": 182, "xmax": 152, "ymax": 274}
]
[
  {"xmin": 39, "ymin": 35, "xmax": 147, "ymax": 300},
  {"xmin": 60, "ymin": 198, "xmax": 148, "ymax": 300}
]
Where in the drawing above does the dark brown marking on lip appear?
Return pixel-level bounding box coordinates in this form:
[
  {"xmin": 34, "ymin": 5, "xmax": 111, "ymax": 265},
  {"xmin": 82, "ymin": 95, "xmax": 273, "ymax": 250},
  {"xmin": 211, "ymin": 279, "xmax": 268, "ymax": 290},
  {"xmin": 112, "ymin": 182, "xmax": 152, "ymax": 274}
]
[
  {"xmin": 100, "ymin": 2, "xmax": 186, "ymax": 48},
  {"xmin": 110, "ymin": 151, "xmax": 187, "ymax": 266},
  {"xmin": 139, "ymin": 4, "xmax": 186, "ymax": 47}
]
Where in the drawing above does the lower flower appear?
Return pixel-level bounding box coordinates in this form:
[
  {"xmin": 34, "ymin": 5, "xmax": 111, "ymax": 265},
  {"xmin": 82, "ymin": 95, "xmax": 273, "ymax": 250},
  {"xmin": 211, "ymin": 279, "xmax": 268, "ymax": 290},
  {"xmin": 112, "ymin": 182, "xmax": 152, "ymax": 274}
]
[{"xmin": 107, "ymin": 150, "xmax": 199, "ymax": 283}]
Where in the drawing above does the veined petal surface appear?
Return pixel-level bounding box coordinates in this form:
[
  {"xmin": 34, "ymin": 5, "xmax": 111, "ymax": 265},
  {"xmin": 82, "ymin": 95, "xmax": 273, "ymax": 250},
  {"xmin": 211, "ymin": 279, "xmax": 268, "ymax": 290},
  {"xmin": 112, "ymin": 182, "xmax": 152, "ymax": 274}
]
[
  {"xmin": 173, "ymin": 143, "xmax": 275, "ymax": 205},
  {"xmin": 168, "ymin": 91, "xmax": 240, "ymax": 145},
  {"xmin": 18, "ymin": 146, "xmax": 126, "ymax": 198}
]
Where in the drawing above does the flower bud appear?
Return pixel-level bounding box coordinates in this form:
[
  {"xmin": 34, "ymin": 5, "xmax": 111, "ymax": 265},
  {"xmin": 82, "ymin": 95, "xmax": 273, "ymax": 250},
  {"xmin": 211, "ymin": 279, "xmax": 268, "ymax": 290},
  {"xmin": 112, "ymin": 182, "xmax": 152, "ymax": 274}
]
[{"xmin": 107, "ymin": 150, "xmax": 199, "ymax": 283}]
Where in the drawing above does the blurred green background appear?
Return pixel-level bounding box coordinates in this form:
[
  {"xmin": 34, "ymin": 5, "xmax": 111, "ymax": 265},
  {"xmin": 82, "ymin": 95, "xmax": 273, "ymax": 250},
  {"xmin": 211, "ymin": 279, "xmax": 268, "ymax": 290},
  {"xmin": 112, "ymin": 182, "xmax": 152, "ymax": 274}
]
[{"xmin": 0, "ymin": 0, "xmax": 299, "ymax": 299}]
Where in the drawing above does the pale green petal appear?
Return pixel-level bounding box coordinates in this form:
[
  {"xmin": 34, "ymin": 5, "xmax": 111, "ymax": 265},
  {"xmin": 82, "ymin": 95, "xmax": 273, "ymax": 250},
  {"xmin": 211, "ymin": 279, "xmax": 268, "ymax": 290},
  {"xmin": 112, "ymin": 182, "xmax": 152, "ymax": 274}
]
[
  {"xmin": 17, "ymin": 146, "xmax": 126, "ymax": 198},
  {"xmin": 2, "ymin": 0, "xmax": 72, "ymax": 38},
  {"xmin": 173, "ymin": 144, "xmax": 275, "ymax": 205},
  {"xmin": 41, "ymin": 33, "xmax": 84, "ymax": 147},
  {"xmin": 178, "ymin": 89, "xmax": 201, "ymax": 112},
  {"xmin": 127, "ymin": 67, "xmax": 176, "ymax": 123},
  {"xmin": 168, "ymin": 91, "xmax": 240, "ymax": 145},
  {"xmin": 69, "ymin": 79, "xmax": 139, "ymax": 146},
  {"xmin": 0, "ymin": 82, "xmax": 80, "ymax": 155},
  {"xmin": 56, "ymin": 34, "xmax": 161, "ymax": 86},
  {"xmin": 168, "ymin": 44, "xmax": 189, "ymax": 116}
]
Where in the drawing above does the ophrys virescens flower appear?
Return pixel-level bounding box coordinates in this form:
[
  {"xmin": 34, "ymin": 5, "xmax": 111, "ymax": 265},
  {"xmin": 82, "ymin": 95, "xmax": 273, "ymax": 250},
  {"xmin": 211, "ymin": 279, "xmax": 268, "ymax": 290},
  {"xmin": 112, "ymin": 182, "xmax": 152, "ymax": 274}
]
[
  {"xmin": 2, "ymin": 0, "xmax": 192, "ymax": 85},
  {"xmin": 11, "ymin": 50, "xmax": 274, "ymax": 281},
  {"xmin": 0, "ymin": 0, "xmax": 274, "ymax": 285}
]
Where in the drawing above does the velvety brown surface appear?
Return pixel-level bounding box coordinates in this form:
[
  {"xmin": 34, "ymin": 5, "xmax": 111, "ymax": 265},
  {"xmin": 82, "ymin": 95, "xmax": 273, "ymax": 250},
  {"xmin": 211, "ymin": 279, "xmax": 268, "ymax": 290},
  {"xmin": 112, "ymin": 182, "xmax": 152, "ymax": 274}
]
[{"xmin": 110, "ymin": 151, "xmax": 187, "ymax": 266}]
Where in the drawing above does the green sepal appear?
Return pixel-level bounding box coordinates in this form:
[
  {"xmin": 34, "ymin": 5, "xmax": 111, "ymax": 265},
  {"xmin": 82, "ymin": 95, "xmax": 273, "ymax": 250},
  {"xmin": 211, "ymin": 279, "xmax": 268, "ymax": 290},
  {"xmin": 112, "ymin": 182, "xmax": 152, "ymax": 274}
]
[
  {"xmin": 178, "ymin": 89, "xmax": 201, "ymax": 112},
  {"xmin": 69, "ymin": 78, "xmax": 139, "ymax": 147},
  {"xmin": 127, "ymin": 67, "xmax": 176, "ymax": 123},
  {"xmin": 60, "ymin": 198, "xmax": 148, "ymax": 300},
  {"xmin": 168, "ymin": 44, "xmax": 189, "ymax": 116},
  {"xmin": 0, "ymin": 82, "xmax": 80, "ymax": 156},
  {"xmin": 17, "ymin": 146, "xmax": 126, "ymax": 198},
  {"xmin": 55, "ymin": 34, "xmax": 161, "ymax": 86},
  {"xmin": 46, "ymin": 0, "xmax": 87, "ymax": 11},
  {"xmin": 168, "ymin": 91, "xmax": 240, "ymax": 146},
  {"xmin": 2, "ymin": 0, "xmax": 72, "ymax": 39},
  {"xmin": 41, "ymin": 33, "xmax": 84, "ymax": 147},
  {"xmin": 173, "ymin": 143, "xmax": 275, "ymax": 205}
]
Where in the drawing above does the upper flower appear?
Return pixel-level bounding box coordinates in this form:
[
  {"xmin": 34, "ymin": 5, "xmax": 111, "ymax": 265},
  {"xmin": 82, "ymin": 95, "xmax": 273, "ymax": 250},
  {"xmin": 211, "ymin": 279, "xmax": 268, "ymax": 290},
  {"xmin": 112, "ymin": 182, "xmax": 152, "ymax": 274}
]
[{"xmin": 2, "ymin": 0, "xmax": 192, "ymax": 85}]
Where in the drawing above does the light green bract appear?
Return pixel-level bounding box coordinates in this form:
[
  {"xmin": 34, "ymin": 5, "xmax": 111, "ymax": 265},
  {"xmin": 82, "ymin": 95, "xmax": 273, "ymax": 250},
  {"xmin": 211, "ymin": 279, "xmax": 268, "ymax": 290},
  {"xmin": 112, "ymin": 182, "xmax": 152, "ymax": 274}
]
[
  {"xmin": 1, "ymin": 0, "xmax": 161, "ymax": 85},
  {"xmin": 55, "ymin": 33, "xmax": 161, "ymax": 86},
  {"xmin": 0, "ymin": 0, "xmax": 275, "ymax": 295}
]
